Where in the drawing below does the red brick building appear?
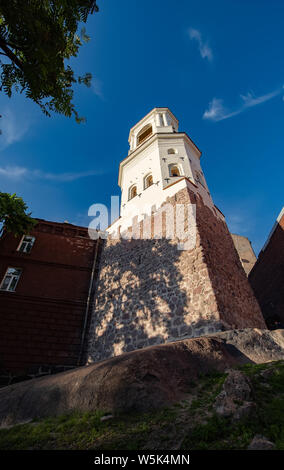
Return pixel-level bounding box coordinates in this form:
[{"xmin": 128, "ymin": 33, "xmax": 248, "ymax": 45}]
[
  {"xmin": 0, "ymin": 219, "xmax": 101, "ymax": 386},
  {"xmin": 249, "ymin": 207, "xmax": 284, "ymax": 329}
]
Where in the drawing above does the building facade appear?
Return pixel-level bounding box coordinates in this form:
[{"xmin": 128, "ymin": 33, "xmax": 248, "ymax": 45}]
[
  {"xmin": 231, "ymin": 234, "xmax": 257, "ymax": 276},
  {"xmin": 249, "ymin": 207, "xmax": 284, "ymax": 329},
  {"xmin": 0, "ymin": 219, "xmax": 101, "ymax": 386},
  {"xmin": 87, "ymin": 108, "xmax": 266, "ymax": 363},
  {"xmin": 0, "ymin": 108, "xmax": 269, "ymax": 380}
]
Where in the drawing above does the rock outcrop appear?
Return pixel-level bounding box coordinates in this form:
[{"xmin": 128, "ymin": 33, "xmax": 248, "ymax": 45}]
[
  {"xmin": 214, "ymin": 370, "xmax": 255, "ymax": 420},
  {"xmin": 248, "ymin": 435, "xmax": 276, "ymax": 450},
  {"xmin": 0, "ymin": 328, "xmax": 284, "ymax": 428}
]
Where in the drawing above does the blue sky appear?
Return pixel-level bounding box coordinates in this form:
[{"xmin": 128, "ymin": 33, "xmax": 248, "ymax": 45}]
[{"xmin": 0, "ymin": 0, "xmax": 283, "ymax": 254}]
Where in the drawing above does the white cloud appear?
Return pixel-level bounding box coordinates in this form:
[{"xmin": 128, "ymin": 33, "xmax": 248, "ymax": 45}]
[
  {"xmin": 202, "ymin": 98, "xmax": 226, "ymax": 121},
  {"xmin": 240, "ymin": 89, "xmax": 280, "ymax": 108},
  {"xmin": 0, "ymin": 107, "xmax": 31, "ymax": 149},
  {"xmin": 203, "ymin": 87, "xmax": 282, "ymax": 122},
  {"xmin": 188, "ymin": 28, "xmax": 213, "ymax": 62},
  {"xmin": 32, "ymin": 169, "xmax": 103, "ymax": 182},
  {"xmin": 92, "ymin": 78, "xmax": 104, "ymax": 100},
  {"xmin": 0, "ymin": 166, "xmax": 102, "ymax": 182},
  {"xmin": 0, "ymin": 166, "xmax": 28, "ymax": 178}
]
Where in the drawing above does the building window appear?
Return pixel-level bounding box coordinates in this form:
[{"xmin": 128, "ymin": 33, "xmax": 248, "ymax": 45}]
[
  {"xmin": 169, "ymin": 164, "xmax": 181, "ymax": 177},
  {"xmin": 17, "ymin": 235, "xmax": 35, "ymax": 253},
  {"xmin": 0, "ymin": 267, "xmax": 22, "ymax": 292},
  {"xmin": 128, "ymin": 185, "xmax": 137, "ymax": 200},
  {"xmin": 144, "ymin": 174, "xmax": 153, "ymax": 189},
  {"xmin": 137, "ymin": 124, "xmax": 153, "ymax": 146},
  {"xmin": 168, "ymin": 148, "xmax": 177, "ymax": 155}
]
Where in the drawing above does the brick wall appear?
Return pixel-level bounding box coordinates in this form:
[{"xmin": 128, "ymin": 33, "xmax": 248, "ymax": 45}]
[
  {"xmin": 249, "ymin": 211, "xmax": 284, "ymax": 329},
  {"xmin": 0, "ymin": 220, "xmax": 100, "ymax": 385}
]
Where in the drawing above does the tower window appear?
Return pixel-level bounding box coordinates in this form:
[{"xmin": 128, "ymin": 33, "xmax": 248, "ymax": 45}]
[
  {"xmin": 128, "ymin": 185, "xmax": 137, "ymax": 200},
  {"xmin": 169, "ymin": 164, "xmax": 181, "ymax": 177},
  {"xmin": 137, "ymin": 124, "xmax": 153, "ymax": 146},
  {"xmin": 168, "ymin": 148, "xmax": 177, "ymax": 155},
  {"xmin": 0, "ymin": 267, "xmax": 22, "ymax": 292},
  {"xmin": 17, "ymin": 235, "xmax": 36, "ymax": 253},
  {"xmin": 144, "ymin": 174, "xmax": 153, "ymax": 189}
]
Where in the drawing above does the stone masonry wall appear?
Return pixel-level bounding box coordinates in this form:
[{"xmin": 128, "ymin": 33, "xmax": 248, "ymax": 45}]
[
  {"xmin": 87, "ymin": 185, "xmax": 266, "ymax": 363},
  {"xmin": 193, "ymin": 193, "xmax": 266, "ymax": 330}
]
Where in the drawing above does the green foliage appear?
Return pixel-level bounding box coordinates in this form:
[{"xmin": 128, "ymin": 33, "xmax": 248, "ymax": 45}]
[
  {"xmin": 182, "ymin": 361, "xmax": 284, "ymax": 450},
  {"xmin": 189, "ymin": 369, "xmax": 227, "ymax": 412},
  {"xmin": 0, "ymin": 1, "xmax": 99, "ymax": 122},
  {"xmin": 0, "ymin": 409, "xmax": 177, "ymax": 451},
  {"xmin": 0, "ymin": 361, "xmax": 283, "ymax": 450},
  {"xmin": 0, "ymin": 191, "xmax": 36, "ymax": 236}
]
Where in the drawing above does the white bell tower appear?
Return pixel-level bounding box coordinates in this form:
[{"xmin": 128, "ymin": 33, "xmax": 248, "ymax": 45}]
[
  {"xmin": 87, "ymin": 107, "xmax": 266, "ymax": 364},
  {"xmin": 108, "ymin": 107, "xmax": 217, "ymax": 236}
]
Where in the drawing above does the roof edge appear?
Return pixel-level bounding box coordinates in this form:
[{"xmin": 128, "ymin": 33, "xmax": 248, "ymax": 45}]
[{"xmin": 260, "ymin": 206, "xmax": 284, "ymax": 252}]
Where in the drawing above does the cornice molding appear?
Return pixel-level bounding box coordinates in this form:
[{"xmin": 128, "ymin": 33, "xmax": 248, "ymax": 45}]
[
  {"xmin": 128, "ymin": 107, "xmax": 178, "ymax": 139},
  {"xmin": 118, "ymin": 132, "xmax": 202, "ymax": 186}
]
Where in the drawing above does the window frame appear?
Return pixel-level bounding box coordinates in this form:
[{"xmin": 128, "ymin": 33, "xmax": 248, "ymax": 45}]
[
  {"xmin": 168, "ymin": 163, "xmax": 182, "ymax": 178},
  {"xmin": 128, "ymin": 185, "xmax": 138, "ymax": 201},
  {"xmin": 137, "ymin": 124, "xmax": 153, "ymax": 146},
  {"xmin": 17, "ymin": 235, "xmax": 36, "ymax": 254},
  {"xmin": 0, "ymin": 267, "xmax": 22, "ymax": 292},
  {"xmin": 144, "ymin": 173, "xmax": 153, "ymax": 190}
]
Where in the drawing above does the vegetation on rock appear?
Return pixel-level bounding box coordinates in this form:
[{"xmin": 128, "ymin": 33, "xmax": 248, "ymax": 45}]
[{"xmin": 0, "ymin": 360, "xmax": 283, "ymax": 450}]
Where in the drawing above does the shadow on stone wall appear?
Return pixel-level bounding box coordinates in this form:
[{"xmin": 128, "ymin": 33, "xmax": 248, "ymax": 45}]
[
  {"xmin": 86, "ymin": 236, "xmax": 221, "ymax": 363},
  {"xmin": 86, "ymin": 187, "xmax": 267, "ymax": 365}
]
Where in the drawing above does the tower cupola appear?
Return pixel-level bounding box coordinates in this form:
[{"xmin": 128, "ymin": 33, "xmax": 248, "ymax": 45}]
[
  {"xmin": 109, "ymin": 107, "xmax": 215, "ymax": 236},
  {"xmin": 128, "ymin": 108, "xmax": 179, "ymax": 153}
]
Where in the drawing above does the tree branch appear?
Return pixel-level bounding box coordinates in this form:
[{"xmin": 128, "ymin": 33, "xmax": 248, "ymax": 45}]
[{"xmin": 0, "ymin": 37, "xmax": 24, "ymax": 70}]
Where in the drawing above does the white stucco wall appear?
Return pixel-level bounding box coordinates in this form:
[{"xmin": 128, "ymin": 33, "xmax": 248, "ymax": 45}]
[
  {"xmin": 128, "ymin": 108, "xmax": 179, "ymax": 152},
  {"xmin": 107, "ymin": 108, "xmax": 224, "ymax": 236}
]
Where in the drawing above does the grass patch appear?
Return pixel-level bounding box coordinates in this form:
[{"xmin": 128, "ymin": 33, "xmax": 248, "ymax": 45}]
[
  {"xmin": 182, "ymin": 360, "xmax": 284, "ymax": 450},
  {"xmin": 1, "ymin": 361, "xmax": 283, "ymax": 450},
  {"xmin": 0, "ymin": 407, "xmax": 178, "ymax": 451},
  {"xmin": 189, "ymin": 369, "xmax": 227, "ymax": 413}
]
